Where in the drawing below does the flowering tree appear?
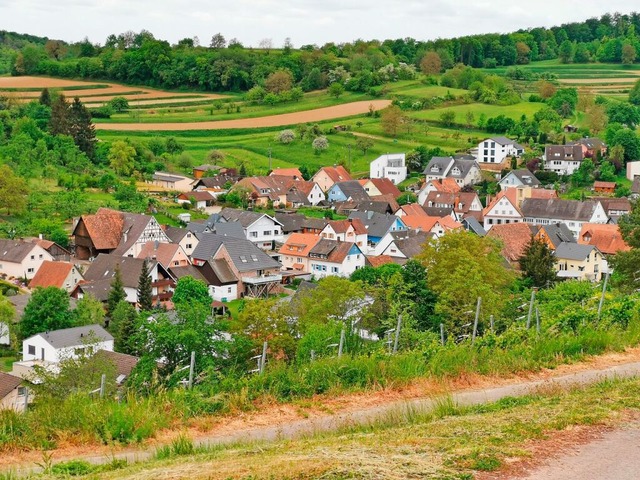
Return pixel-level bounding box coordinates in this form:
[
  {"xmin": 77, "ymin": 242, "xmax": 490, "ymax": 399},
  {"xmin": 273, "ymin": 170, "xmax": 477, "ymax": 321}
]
[{"xmin": 312, "ymin": 136, "xmax": 329, "ymax": 154}]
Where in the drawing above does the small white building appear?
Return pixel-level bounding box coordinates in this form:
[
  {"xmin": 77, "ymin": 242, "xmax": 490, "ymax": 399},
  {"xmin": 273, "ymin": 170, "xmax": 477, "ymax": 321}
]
[
  {"xmin": 370, "ymin": 153, "xmax": 407, "ymax": 185},
  {"xmin": 477, "ymin": 137, "xmax": 524, "ymax": 164},
  {"xmin": 22, "ymin": 324, "xmax": 114, "ymax": 363},
  {"xmin": 0, "ymin": 239, "xmax": 54, "ymax": 280},
  {"xmin": 220, "ymin": 208, "xmax": 284, "ymax": 251}
]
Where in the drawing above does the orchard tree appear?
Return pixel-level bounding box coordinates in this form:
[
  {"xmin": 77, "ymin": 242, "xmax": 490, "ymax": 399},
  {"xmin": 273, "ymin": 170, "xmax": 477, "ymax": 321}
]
[
  {"xmin": 519, "ymin": 237, "xmax": 556, "ymax": 288},
  {"xmin": 312, "ymin": 136, "xmax": 329, "ymax": 154},
  {"xmin": 439, "ymin": 110, "xmax": 456, "ymax": 127},
  {"xmin": 108, "ymin": 96, "xmax": 129, "ymax": 113},
  {"xmin": 0, "ymin": 165, "xmax": 28, "ymax": 215},
  {"xmin": 380, "ymin": 105, "xmax": 404, "ymax": 136},
  {"xmin": 264, "ymin": 69, "xmax": 293, "ymax": 94},
  {"xmin": 328, "ymin": 82, "xmax": 345, "ymax": 98},
  {"xmin": 277, "ymin": 129, "xmax": 295, "ymax": 144},
  {"xmin": 356, "ymin": 136, "xmax": 374, "ymax": 155}
]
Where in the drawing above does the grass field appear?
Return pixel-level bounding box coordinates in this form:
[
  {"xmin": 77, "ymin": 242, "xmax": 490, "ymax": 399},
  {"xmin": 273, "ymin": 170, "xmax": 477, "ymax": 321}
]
[
  {"xmin": 25, "ymin": 378, "xmax": 640, "ymax": 479},
  {"xmin": 411, "ymin": 101, "xmax": 545, "ymax": 123}
]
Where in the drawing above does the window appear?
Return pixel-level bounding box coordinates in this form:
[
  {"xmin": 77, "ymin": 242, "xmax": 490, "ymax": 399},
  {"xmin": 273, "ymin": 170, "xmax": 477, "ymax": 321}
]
[
  {"xmin": 186, "ymin": 243, "xmax": 192, "ymax": 249},
  {"xmin": 331, "ymin": 267, "xmax": 339, "ymax": 273},
  {"xmin": 27, "ymin": 268, "xmax": 34, "ymax": 274},
  {"xmin": 240, "ymin": 256, "xmax": 248, "ymax": 263},
  {"xmin": 263, "ymin": 230, "xmax": 271, "ymax": 236},
  {"xmin": 227, "ymin": 287, "xmax": 232, "ymax": 293},
  {"xmin": 39, "ymin": 254, "xmax": 43, "ymax": 259},
  {"xmin": 28, "ymin": 345, "xmax": 36, "ymax": 355},
  {"xmin": 174, "ymin": 261, "xmax": 180, "ymax": 266},
  {"xmin": 250, "ymin": 232, "xmax": 258, "ymax": 238},
  {"xmin": 30, "ymin": 255, "xmax": 35, "ymax": 260}
]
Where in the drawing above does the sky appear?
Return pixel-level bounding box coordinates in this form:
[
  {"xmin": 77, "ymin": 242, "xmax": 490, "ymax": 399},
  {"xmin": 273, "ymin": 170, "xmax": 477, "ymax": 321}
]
[{"xmin": 1, "ymin": 0, "xmax": 637, "ymax": 47}]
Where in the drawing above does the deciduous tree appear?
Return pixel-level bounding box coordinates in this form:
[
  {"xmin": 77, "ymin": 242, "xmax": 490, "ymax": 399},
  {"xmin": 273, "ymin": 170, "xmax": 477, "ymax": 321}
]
[
  {"xmin": 108, "ymin": 140, "xmax": 136, "ymax": 176},
  {"xmin": 380, "ymin": 105, "xmax": 404, "ymax": 136},
  {"xmin": 419, "ymin": 51, "xmax": 442, "ymax": 75},
  {"xmin": 21, "ymin": 287, "xmax": 73, "ymax": 339}
]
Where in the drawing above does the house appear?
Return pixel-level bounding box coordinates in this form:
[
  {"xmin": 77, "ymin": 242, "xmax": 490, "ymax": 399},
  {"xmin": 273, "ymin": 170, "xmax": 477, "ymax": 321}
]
[
  {"xmin": 594, "ymin": 181, "xmax": 616, "ymax": 195},
  {"xmin": 286, "ymin": 181, "xmax": 325, "ymax": 207},
  {"xmin": 164, "ymin": 227, "xmax": 200, "ymax": 258},
  {"xmin": 0, "ymin": 239, "xmax": 54, "ymax": 280},
  {"xmin": 176, "ymin": 191, "xmax": 216, "ymax": 210},
  {"xmin": 29, "ymin": 261, "xmax": 84, "ymax": 293},
  {"xmin": 486, "ymin": 223, "xmax": 534, "ymax": 268},
  {"xmin": 311, "ymin": 165, "xmax": 352, "ymax": 192},
  {"xmin": 369, "ymin": 153, "xmax": 407, "ymax": 184},
  {"xmin": 379, "ymin": 230, "xmax": 432, "ymax": 259},
  {"xmin": 0, "ymin": 372, "xmax": 27, "ymax": 412},
  {"xmin": 423, "ymin": 191, "xmax": 483, "ymax": 222},
  {"xmin": 219, "ymin": 208, "xmax": 284, "ymax": 250},
  {"xmin": 423, "ymin": 157, "xmax": 482, "ymax": 187},
  {"xmin": 462, "ymin": 217, "xmax": 487, "ymax": 236},
  {"xmin": 137, "ymin": 241, "xmax": 191, "ymax": 270},
  {"xmin": 632, "ymin": 176, "xmax": 640, "ymax": 199},
  {"xmin": 193, "ymin": 164, "xmax": 222, "ymax": 179},
  {"xmin": 366, "ymin": 255, "xmax": 400, "ymax": 267},
  {"xmin": 359, "ymin": 178, "xmax": 402, "ymax": 198},
  {"xmin": 534, "ymin": 223, "xmax": 575, "ymax": 251},
  {"xmin": 309, "ymin": 239, "xmax": 365, "ymax": 278},
  {"xmin": 320, "ymin": 219, "xmax": 368, "ymax": 248},
  {"xmin": 395, "ymin": 203, "xmax": 429, "ymax": 218},
  {"xmin": 274, "ymin": 212, "xmax": 327, "ymax": 235},
  {"xmin": 543, "ymin": 145, "xmax": 584, "ymax": 175},
  {"xmin": 569, "ymin": 138, "xmax": 607, "ymax": 159},
  {"xmin": 79, "ymin": 254, "xmax": 174, "ymax": 307},
  {"xmin": 22, "ymin": 324, "xmax": 114, "ymax": 363},
  {"xmin": 72, "ymin": 208, "xmax": 170, "ymax": 260},
  {"xmin": 327, "ymin": 180, "xmax": 370, "ymax": 203},
  {"xmin": 416, "ymin": 178, "xmax": 461, "ymax": 206},
  {"xmin": 29, "ymin": 238, "xmax": 71, "ymax": 262},
  {"xmin": 627, "ymin": 162, "xmax": 640, "ymax": 182},
  {"xmin": 334, "ymin": 197, "xmax": 399, "ymax": 215},
  {"xmin": 348, "ymin": 211, "xmax": 408, "ymax": 252},
  {"xmin": 270, "ymin": 168, "xmax": 303, "ymax": 180},
  {"xmin": 592, "ymin": 197, "xmax": 631, "ymax": 220},
  {"xmin": 578, "ymin": 224, "xmax": 630, "ymax": 256},
  {"xmin": 521, "ymin": 198, "xmax": 608, "ymax": 238},
  {"xmin": 554, "ymin": 243, "xmax": 608, "ymax": 282},
  {"xmin": 483, "ymin": 189, "xmax": 523, "ymax": 231},
  {"xmin": 191, "ymin": 234, "xmax": 282, "ymax": 297},
  {"xmin": 169, "ymin": 262, "xmax": 239, "ymax": 302},
  {"xmin": 278, "ymin": 233, "xmax": 321, "ymax": 273},
  {"xmin": 93, "ymin": 350, "xmax": 140, "ymax": 385},
  {"xmin": 234, "ymin": 175, "xmax": 294, "ymax": 207},
  {"xmin": 476, "ymin": 137, "xmax": 524, "ymax": 165},
  {"xmin": 430, "ymin": 216, "xmax": 464, "ymax": 238},
  {"xmin": 148, "ymin": 172, "xmax": 194, "ymax": 192},
  {"xmin": 192, "ymin": 169, "xmax": 239, "ymax": 191},
  {"xmin": 498, "ymin": 169, "xmax": 541, "ymax": 189}
]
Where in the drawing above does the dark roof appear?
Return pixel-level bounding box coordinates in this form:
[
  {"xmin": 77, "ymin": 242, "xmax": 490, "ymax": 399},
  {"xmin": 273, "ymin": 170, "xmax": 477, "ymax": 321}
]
[
  {"xmin": 503, "ymin": 169, "xmax": 541, "ymax": 186},
  {"xmin": 220, "ymin": 207, "xmax": 282, "ymax": 228},
  {"xmin": 331, "ymin": 181, "xmax": 370, "ymax": 202},
  {"xmin": 309, "ymin": 239, "xmax": 358, "ymax": 263},
  {"xmin": 545, "ymin": 145, "xmax": 584, "ymax": 162},
  {"xmin": 568, "ymin": 138, "xmax": 606, "ymax": 150},
  {"xmin": 192, "ymin": 234, "xmax": 280, "ymax": 272},
  {"xmin": 94, "ymin": 350, "xmax": 139, "ymax": 378},
  {"xmin": 348, "ymin": 211, "xmax": 404, "ymax": 238},
  {"xmin": 9, "ymin": 294, "xmax": 77, "ymax": 318},
  {"xmin": 286, "ymin": 189, "xmax": 311, "ymax": 205},
  {"xmin": 521, "ymin": 198, "xmax": 602, "ymax": 222},
  {"xmin": 388, "ymin": 230, "xmax": 432, "ymax": 258},
  {"xmin": 0, "ymin": 239, "xmax": 40, "ymax": 263},
  {"xmin": 208, "ymin": 259, "xmax": 238, "ymax": 285},
  {"xmin": 27, "ymin": 324, "xmax": 113, "ymax": 348},
  {"xmin": 163, "ymin": 226, "xmax": 198, "ymax": 243},
  {"xmin": 555, "ymin": 242, "xmax": 596, "ymax": 261},
  {"xmin": 490, "ymin": 136, "xmax": 519, "ymax": 146},
  {"xmin": 74, "ymin": 278, "xmax": 112, "ymax": 302},
  {"xmin": 462, "ymin": 217, "xmax": 487, "ymax": 236},
  {"xmin": 592, "ymin": 197, "xmax": 631, "ymax": 215},
  {"xmin": 423, "ymin": 156, "xmax": 453, "ymax": 175},
  {"xmin": 0, "ymin": 372, "xmax": 22, "ymax": 399},
  {"xmin": 423, "ymin": 157, "xmax": 478, "ymax": 179},
  {"xmin": 539, "ymin": 223, "xmax": 576, "ymax": 248},
  {"xmin": 153, "ymin": 172, "xmax": 190, "ymax": 183},
  {"xmin": 169, "ymin": 265, "xmax": 208, "ymax": 283},
  {"xmin": 275, "ymin": 212, "xmax": 306, "ymax": 233},
  {"xmin": 83, "ymin": 254, "xmax": 158, "ymax": 289}
]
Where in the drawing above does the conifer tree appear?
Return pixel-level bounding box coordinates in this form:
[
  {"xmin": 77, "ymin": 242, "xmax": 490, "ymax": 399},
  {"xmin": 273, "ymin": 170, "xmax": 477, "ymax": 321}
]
[
  {"xmin": 137, "ymin": 258, "xmax": 153, "ymax": 311},
  {"xmin": 49, "ymin": 94, "xmax": 70, "ymax": 136},
  {"xmin": 519, "ymin": 236, "xmax": 556, "ymax": 288},
  {"xmin": 107, "ymin": 265, "xmax": 126, "ymax": 317},
  {"xmin": 39, "ymin": 88, "xmax": 51, "ymax": 107},
  {"xmin": 68, "ymin": 97, "xmax": 96, "ymax": 159}
]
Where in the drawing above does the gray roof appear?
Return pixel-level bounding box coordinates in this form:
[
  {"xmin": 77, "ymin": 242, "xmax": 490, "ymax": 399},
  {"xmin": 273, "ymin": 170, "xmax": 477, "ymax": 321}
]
[
  {"xmin": 545, "ymin": 145, "xmax": 583, "ymax": 162},
  {"xmin": 503, "ymin": 169, "xmax": 541, "ymax": 187},
  {"xmin": 153, "ymin": 172, "xmax": 188, "ymax": 183},
  {"xmin": 389, "ymin": 230, "xmax": 432, "ymax": 258},
  {"xmin": 169, "ymin": 265, "xmax": 208, "ymax": 283},
  {"xmin": 275, "ymin": 212, "xmax": 306, "ymax": 233},
  {"xmin": 539, "ymin": 223, "xmax": 576, "ymax": 248},
  {"xmin": 112, "ymin": 212, "xmax": 168, "ymax": 256},
  {"xmin": 423, "ymin": 156, "xmax": 453, "ymax": 175},
  {"xmin": 554, "ymin": 242, "xmax": 597, "ymax": 261},
  {"xmin": 9, "ymin": 294, "xmax": 77, "ymax": 319},
  {"xmin": 331, "ymin": 181, "xmax": 370, "ymax": 202},
  {"xmin": 521, "ymin": 198, "xmax": 602, "ymax": 222},
  {"xmin": 348, "ymin": 211, "xmax": 404, "ymax": 238},
  {"xmin": 208, "ymin": 259, "xmax": 238, "ymax": 285},
  {"xmin": 83, "ymin": 254, "xmax": 159, "ymax": 289},
  {"xmin": 220, "ymin": 207, "xmax": 282, "ymax": 228},
  {"xmin": 462, "ymin": 217, "xmax": 487, "ymax": 236},
  {"xmin": 490, "ymin": 136, "xmax": 518, "ymax": 146},
  {"xmin": 568, "ymin": 138, "xmax": 606, "ymax": 150},
  {"xmin": 0, "ymin": 239, "xmax": 39, "ymax": 263},
  {"xmin": 423, "ymin": 157, "xmax": 478, "ymax": 179},
  {"xmin": 28, "ymin": 324, "xmax": 113, "ymax": 348},
  {"xmin": 192, "ymin": 234, "xmax": 280, "ymax": 272}
]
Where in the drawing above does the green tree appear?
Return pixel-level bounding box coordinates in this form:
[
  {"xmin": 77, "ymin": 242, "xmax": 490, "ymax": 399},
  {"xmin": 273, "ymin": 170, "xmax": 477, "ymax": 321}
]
[
  {"xmin": 607, "ymin": 102, "xmax": 640, "ymax": 128},
  {"xmin": 73, "ymin": 294, "xmax": 105, "ymax": 327},
  {"xmin": 108, "ymin": 140, "xmax": 136, "ymax": 176},
  {"xmin": 401, "ymin": 260, "xmax": 438, "ymax": 331},
  {"xmin": 598, "ymin": 161, "xmax": 617, "ymax": 181},
  {"xmin": 0, "ymin": 294, "xmax": 16, "ymax": 347},
  {"xmin": 106, "ymin": 265, "xmax": 126, "ymax": 317},
  {"xmin": 110, "ymin": 300, "xmax": 139, "ymax": 355},
  {"xmin": 137, "ymin": 258, "xmax": 153, "ymax": 311},
  {"xmin": 68, "ymin": 97, "xmax": 96, "ymax": 158},
  {"xmin": 622, "ymin": 43, "xmax": 637, "ymax": 65},
  {"xmin": 21, "ymin": 287, "xmax": 73, "ymax": 339},
  {"xmin": 380, "ymin": 105, "xmax": 404, "ymax": 136},
  {"xmin": 172, "ymin": 276, "xmax": 212, "ymax": 309},
  {"xmin": 630, "ymin": 79, "xmax": 640, "ymax": 106},
  {"xmin": 611, "ymin": 128, "xmax": 640, "ymax": 163},
  {"xmin": 356, "ymin": 136, "xmax": 374, "ymax": 155},
  {"xmin": 39, "ymin": 88, "xmax": 51, "ymax": 107},
  {"xmin": 558, "ymin": 40, "xmax": 574, "ymax": 63},
  {"xmin": 439, "ymin": 110, "xmax": 456, "ymax": 126},
  {"xmin": 519, "ymin": 237, "xmax": 556, "ymax": 288},
  {"xmin": 264, "ymin": 69, "xmax": 293, "ymax": 94},
  {"xmin": 417, "ymin": 231, "xmax": 515, "ymax": 334},
  {"xmin": 49, "ymin": 94, "xmax": 70, "ymax": 136},
  {"xmin": 0, "ymin": 165, "xmax": 28, "ymax": 215},
  {"xmin": 108, "ymin": 96, "xmax": 130, "ymax": 113},
  {"xmin": 328, "ymin": 82, "xmax": 345, "ymax": 98}
]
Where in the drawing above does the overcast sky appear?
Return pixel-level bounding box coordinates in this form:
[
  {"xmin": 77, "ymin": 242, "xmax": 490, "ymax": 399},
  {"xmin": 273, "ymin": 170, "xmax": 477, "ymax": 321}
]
[{"xmin": 1, "ymin": 1, "xmax": 636, "ymax": 47}]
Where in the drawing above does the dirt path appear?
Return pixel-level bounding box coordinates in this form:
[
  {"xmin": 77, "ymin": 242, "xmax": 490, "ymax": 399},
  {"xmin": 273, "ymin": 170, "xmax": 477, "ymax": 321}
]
[
  {"xmin": 5, "ymin": 350, "xmax": 640, "ymax": 475},
  {"xmin": 93, "ymin": 100, "xmax": 392, "ymax": 131}
]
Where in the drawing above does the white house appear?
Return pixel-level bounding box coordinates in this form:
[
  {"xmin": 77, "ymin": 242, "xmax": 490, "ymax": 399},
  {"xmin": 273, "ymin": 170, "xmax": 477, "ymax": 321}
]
[
  {"xmin": 521, "ymin": 199, "xmax": 608, "ymax": 238},
  {"xmin": 220, "ymin": 208, "xmax": 284, "ymax": 250},
  {"xmin": 477, "ymin": 137, "xmax": 524, "ymax": 164},
  {"xmin": 370, "ymin": 153, "xmax": 407, "ymax": 185},
  {"xmin": 555, "ymin": 243, "xmax": 608, "ymax": 282},
  {"xmin": 423, "ymin": 157, "xmax": 482, "ymax": 187},
  {"xmin": 165, "ymin": 227, "xmax": 200, "ymax": 259},
  {"xmin": 498, "ymin": 169, "xmax": 541, "ymax": 189},
  {"xmin": 0, "ymin": 239, "xmax": 54, "ymax": 280},
  {"xmin": 22, "ymin": 325, "xmax": 114, "ymax": 363},
  {"xmin": 309, "ymin": 239, "xmax": 366, "ymax": 279},
  {"xmin": 543, "ymin": 145, "xmax": 584, "ymax": 176},
  {"xmin": 320, "ymin": 219, "xmax": 368, "ymax": 248},
  {"xmin": 482, "ymin": 189, "xmax": 524, "ymax": 231}
]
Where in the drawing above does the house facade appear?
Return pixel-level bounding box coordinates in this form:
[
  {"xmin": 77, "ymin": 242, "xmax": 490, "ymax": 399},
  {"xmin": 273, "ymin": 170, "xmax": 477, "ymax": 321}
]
[
  {"xmin": 369, "ymin": 153, "xmax": 407, "ymax": 185},
  {"xmin": 0, "ymin": 372, "xmax": 27, "ymax": 412},
  {"xmin": 29, "ymin": 261, "xmax": 84, "ymax": 292},
  {"xmin": 423, "ymin": 157, "xmax": 482, "ymax": 187},
  {"xmin": 555, "ymin": 243, "xmax": 608, "ymax": 282},
  {"xmin": 0, "ymin": 240, "xmax": 54, "ymax": 280},
  {"xmin": 311, "ymin": 166, "xmax": 352, "ymax": 192},
  {"xmin": 22, "ymin": 325, "xmax": 114, "ymax": 363},
  {"xmin": 476, "ymin": 137, "xmax": 524, "ymax": 164},
  {"xmin": 498, "ymin": 169, "xmax": 541, "ymax": 189},
  {"xmin": 521, "ymin": 199, "xmax": 608, "ymax": 238},
  {"xmin": 309, "ymin": 240, "xmax": 365, "ymax": 279},
  {"xmin": 482, "ymin": 189, "xmax": 523, "ymax": 231},
  {"xmin": 543, "ymin": 145, "xmax": 584, "ymax": 175},
  {"xmin": 220, "ymin": 208, "xmax": 284, "ymax": 250}
]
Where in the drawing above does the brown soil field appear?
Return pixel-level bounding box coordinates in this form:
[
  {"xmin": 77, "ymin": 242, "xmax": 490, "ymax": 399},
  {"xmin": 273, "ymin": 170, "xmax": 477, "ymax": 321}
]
[
  {"xmin": 559, "ymin": 76, "xmax": 640, "ymax": 84},
  {"xmin": 94, "ymin": 100, "xmax": 392, "ymax": 131},
  {"xmin": 0, "ymin": 76, "xmax": 101, "ymax": 89}
]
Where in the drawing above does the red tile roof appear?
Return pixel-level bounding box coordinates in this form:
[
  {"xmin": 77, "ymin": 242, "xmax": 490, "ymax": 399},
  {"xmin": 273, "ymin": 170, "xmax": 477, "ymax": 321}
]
[
  {"xmin": 78, "ymin": 211, "xmax": 124, "ymax": 250},
  {"xmin": 402, "ymin": 215, "xmax": 439, "ymax": 232},
  {"xmin": 487, "ymin": 222, "xmax": 533, "ymax": 264},
  {"xmin": 578, "ymin": 223, "xmax": 630, "ymax": 255},
  {"xmin": 137, "ymin": 241, "xmax": 182, "ymax": 267},
  {"xmin": 29, "ymin": 261, "xmax": 75, "ymax": 289},
  {"xmin": 400, "ymin": 204, "xmax": 429, "ymax": 217},
  {"xmin": 528, "ymin": 189, "xmax": 558, "ymax": 199},
  {"xmin": 366, "ymin": 255, "xmax": 397, "ymax": 267},
  {"xmin": 483, "ymin": 189, "xmax": 521, "ymax": 217},
  {"xmin": 318, "ymin": 165, "xmax": 352, "ymax": 183},
  {"xmin": 368, "ymin": 178, "xmax": 402, "ymax": 197},
  {"xmin": 271, "ymin": 168, "xmax": 303, "ymax": 179},
  {"xmin": 429, "ymin": 178, "xmax": 461, "ymax": 193},
  {"xmin": 278, "ymin": 233, "xmax": 320, "ymax": 258}
]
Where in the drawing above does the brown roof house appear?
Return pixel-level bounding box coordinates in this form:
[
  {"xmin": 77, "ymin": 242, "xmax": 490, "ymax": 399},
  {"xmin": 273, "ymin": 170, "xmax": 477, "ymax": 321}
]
[
  {"xmin": 29, "ymin": 261, "xmax": 84, "ymax": 293},
  {"xmin": 137, "ymin": 241, "xmax": 191, "ymax": 269},
  {"xmin": 0, "ymin": 372, "xmax": 27, "ymax": 412},
  {"xmin": 487, "ymin": 222, "xmax": 534, "ymax": 269},
  {"xmin": 0, "ymin": 238, "xmax": 54, "ymax": 280},
  {"xmin": 72, "ymin": 208, "xmax": 170, "ymax": 260},
  {"xmin": 543, "ymin": 145, "xmax": 584, "ymax": 175},
  {"xmin": 311, "ymin": 165, "xmax": 352, "ymax": 192},
  {"xmin": 359, "ymin": 178, "xmax": 402, "ymax": 198},
  {"xmin": 578, "ymin": 224, "xmax": 630, "ymax": 256}
]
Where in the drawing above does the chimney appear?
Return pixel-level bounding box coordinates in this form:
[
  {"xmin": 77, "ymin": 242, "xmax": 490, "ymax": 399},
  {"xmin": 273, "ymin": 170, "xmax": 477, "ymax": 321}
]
[{"xmin": 38, "ymin": 234, "xmax": 43, "ymax": 240}]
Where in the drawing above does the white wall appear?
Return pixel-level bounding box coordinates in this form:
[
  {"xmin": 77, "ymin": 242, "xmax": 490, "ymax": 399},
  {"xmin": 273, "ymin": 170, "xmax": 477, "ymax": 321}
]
[
  {"xmin": 0, "ymin": 321, "xmax": 10, "ymax": 346},
  {"xmin": 246, "ymin": 216, "xmax": 284, "ymax": 250},
  {"xmin": 311, "ymin": 253, "xmax": 365, "ymax": 279},
  {"xmin": 477, "ymin": 140, "xmax": 514, "ymax": 164},
  {"xmin": 0, "ymin": 245, "xmax": 53, "ymax": 280},
  {"xmin": 22, "ymin": 336, "xmax": 114, "ymax": 363},
  {"xmin": 210, "ymin": 284, "xmax": 238, "ymax": 302}
]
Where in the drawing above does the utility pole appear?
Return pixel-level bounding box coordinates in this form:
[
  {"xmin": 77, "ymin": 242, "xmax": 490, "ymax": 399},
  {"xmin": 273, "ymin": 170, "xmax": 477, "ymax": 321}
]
[
  {"xmin": 472, "ymin": 297, "xmax": 481, "ymax": 344},
  {"xmin": 597, "ymin": 272, "xmax": 609, "ymax": 320},
  {"xmin": 99, "ymin": 373, "xmax": 106, "ymax": 398},
  {"xmin": 259, "ymin": 341, "xmax": 268, "ymax": 375},
  {"xmin": 188, "ymin": 351, "xmax": 195, "ymax": 390},
  {"xmin": 347, "ymin": 144, "xmax": 352, "ymax": 172},
  {"xmin": 393, "ymin": 315, "xmax": 402, "ymax": 353},
  {"xmin": 268, "ymin": 147, "xmax": 272, "ymax": 172},
  {"xmin": 338, "ymin": 328, "xmax": 345, "ymax": 357},
  {"xmin": 526, "ymin": 289, "xmax": 537, "ymax": 329},
  {"xmin": 489, "ymin": 315, "xmax": 494, "ymax": 333},
  {"xmin": 440, "ymin": 323, "xmax": 445, "ymax": 346}
]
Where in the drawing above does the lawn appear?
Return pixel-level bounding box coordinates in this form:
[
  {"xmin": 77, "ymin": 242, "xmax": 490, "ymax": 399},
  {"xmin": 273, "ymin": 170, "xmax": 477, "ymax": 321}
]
[{"xmin": 411, "ymin": 100, "xmax": 545, "ymax": 124}]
